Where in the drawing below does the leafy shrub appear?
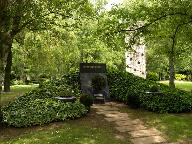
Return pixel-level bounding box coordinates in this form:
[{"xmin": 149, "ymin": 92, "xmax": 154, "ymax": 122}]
[
  {"xmin": 13, "ymin": 80, "xmax": 25, "ymax": 85},
  {"xmin": 107, "ymin": 69, "xmax": 152, "ymax": 103},
  {"xmin": 2, "ymin": 75, "xmax": 88, "ymax": 127},
  {"xmin": 126, "ymin": 85, "xmax": 142, "ymax": 108},
  {"xmin": 91, "ymin": 75, "xmax": 106, "ymax": 91},
  {"xmin": 62, "ymin": 72, "xmax": 80, "ymax": 90},
  {"xmin": 141, "ymin": 85, "xmax": 192, "ymax": 113},
  {"xmin": 2, "ymin": 99, "xmax": 87, "ymax": 127},
  {"xmin": 146, "ymin": 72, "xmax": 159, "ymax": 81},
  {"xmin": 0, "ymin": 106, "xmax": 3, "ymax": 124},
  {"xmin": 175, "ymin": 74, "xmax": 187, "ymax": 81},
  {"xmin": 107, "ymin": 69, "xmax": 192, "ymax": 113},
  {"xmin": 80, "ymin": 93, "xmax": 93, "ymax": 112},
  {"xmin": 149, "ymin": 84, "xmax": 160, "ymax": 92}
]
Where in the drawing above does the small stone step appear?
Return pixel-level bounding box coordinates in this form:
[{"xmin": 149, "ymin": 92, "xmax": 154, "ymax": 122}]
[
  {"xmin": 115, "ymin": 124, "xmax": 147, "ymax": 132},
  {"xmin": 93, "ymin": 102, "xmax": 169, "ymax": 144},
  {"xmin": 130, "ymin": 128, "xmax": 162, "ymax": 138},
  {"xmin": 131, "ymin": 136, "xmax": 166, "ymax": 144}
]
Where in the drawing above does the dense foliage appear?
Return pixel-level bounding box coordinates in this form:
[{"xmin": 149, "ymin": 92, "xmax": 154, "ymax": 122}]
[
  {"xmin": 175, "ymin": 74, "xmax": 187, "ymax": 81},
  {"xmin": 58, "ymin": 70, "xmax": 192, "ymax": 113},
  {"xmin": 141, "ymin": 85, "xmax": 192, "ymax": 113},
  {"xmin": 107, "ymin": 69, "xmax": 153, "ymax": 107},
  {"xmin": 146, "ymin": 72, "xmax": 159, "ymax": 81},
  {"xmin": 91, "ymin": 75, "xmax": 106, "ymax": 91},
  {"xmin": 107, "ymin": 69, "xmax": 192, "ymax": 113},
  {"xmin": 2, "ymin": 78, "xmax": 88, "ymax": 127},
  {"xmin": 3, "ymin": 99, "xmax": 87, "ymax": 127},
  {"xmin": 80, "ymin": 93, "xmax": 93, "ymax": 112}
]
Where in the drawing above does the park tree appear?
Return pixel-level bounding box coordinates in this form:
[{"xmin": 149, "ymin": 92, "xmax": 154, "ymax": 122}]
[
  {"xmin": 9, "ymin": 0, "xmax": 125, "ymax": 86},
  {"xmin": 0, "ymin": 0, "xmax": 93, "ymax": 92},
  {"xmin": 99, "ymin": 0, "xmax": 192, "ymax": 88}
]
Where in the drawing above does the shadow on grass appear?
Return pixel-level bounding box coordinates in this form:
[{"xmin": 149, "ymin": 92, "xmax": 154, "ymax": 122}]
[
  {"xmin": 120, "ymin": 106, "xmax": 192, "ymax": 142},
  {"xmin": 0, "ymin": 109, "xmax": 131, "ymax": 144}
]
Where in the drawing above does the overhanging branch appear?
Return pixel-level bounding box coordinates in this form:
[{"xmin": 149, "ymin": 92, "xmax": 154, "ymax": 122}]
[{"xmin": 120, "ymin": 12, "xmax": 192, "ymax": 32}]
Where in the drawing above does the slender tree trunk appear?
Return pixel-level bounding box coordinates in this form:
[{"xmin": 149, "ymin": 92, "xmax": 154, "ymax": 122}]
[
  {"xmin": 168, "ymin": 52, "xmax": 175, "ymax": 88},
  {"xmin": 4, "ymin": 50, "xmax": 12, "ymax": 92},
  {"xmin": 0, "ymin": 59, "xmax": 3, "ymax": 93},
  {"xmin": 168, "ymin": 24, "xmax": 181, "ymax": 89}
]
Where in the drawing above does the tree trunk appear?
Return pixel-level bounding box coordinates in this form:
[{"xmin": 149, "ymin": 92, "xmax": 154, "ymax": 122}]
[
  {"xmin": 0, "ymin": 32, "xmax": 13, "ymax": 93},
  {"xmin": 4, "ymin": 50, "xmax": 12, "ymax": 92},
  {"xmin": 168, "ymin": 52, "xmax": 175, "ymax": 88},
  {"xmin": 0, "ymin": 59, "xmax": 3, "ymax": 93},
  {"xmin": 168, "ymin": 24, "xmax": 181, "ymax": 89}
]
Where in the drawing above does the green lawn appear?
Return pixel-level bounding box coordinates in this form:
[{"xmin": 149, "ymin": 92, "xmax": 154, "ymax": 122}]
[
  {"xmin": 0, "ymin": 85, "xmax": 131, "ymax": 144},
  {"xmin": 160, "ymin": 81, "xmax": 192, "ymax": 92},
  {"xmin": 0, "ymin": 85, "xmax": 38, "ymax": 106},
  {"xmin": 0, "ymin": 109, "xmax": 131, "ymax": 144},
  {"xmin": 1, "ymin": 84, "xmax": 192, "ymax": 143},
  {"xmin": 120, "ymin": 107, "xmax": 192, "ymax": 143}
]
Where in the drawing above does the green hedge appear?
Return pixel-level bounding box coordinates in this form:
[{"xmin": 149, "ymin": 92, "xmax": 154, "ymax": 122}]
[
  {"xmin": 146, "ymin": 72, "xmax": 159, "ymax": 81},
  {"xmin": 2, "ymin": 99, "xmax": 87, "ymax": 127},
  {"xmin": 45, "ymin": 70, "xmax": 192, "ymax": 113},
  {"xmin": 140, "ymin": 84, "xmax": 192, "ymax": 113},
  {"xmin": 2, "ymin": 77, "xmax": 87, "ymax": 127},
  {"xmin": 107, "ymin": 69, "xmax": 153, "ymax": 104},
  {"xmin": 107, "ymin": 69, "xmax": 192, "ymax": 113}
]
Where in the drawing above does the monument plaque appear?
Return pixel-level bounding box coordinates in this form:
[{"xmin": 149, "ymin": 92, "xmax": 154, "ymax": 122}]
[{"xmin": 80, "ymin": 63, "xmax": 109, "ymax": 100}]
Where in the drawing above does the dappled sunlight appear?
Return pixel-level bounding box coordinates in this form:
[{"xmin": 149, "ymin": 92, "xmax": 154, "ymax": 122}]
[
  {"xmin": 119, "ymin": 106, "xmax": 192, "ymax": 142},
  {"xmin": 1, "ymin": 109, "xmax": 130, "ymax": 144}
]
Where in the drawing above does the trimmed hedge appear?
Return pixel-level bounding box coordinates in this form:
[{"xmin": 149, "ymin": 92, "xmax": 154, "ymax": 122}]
[
  {"xmin": 44, "ymin": 70, "xmax": 192, "ymax": 113},
  {"xmin": 140, "ymin": 84, "xmax": 192, "ymax": 113},
  {"xmin": 107, "ymin": 69, "xmax": 192, "ymax": 113},
  {"xmin": 107, "ymin": 69, "xmax": 153, "ymax": 104}
]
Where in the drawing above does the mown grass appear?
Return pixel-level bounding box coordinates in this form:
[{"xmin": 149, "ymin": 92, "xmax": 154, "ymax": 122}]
[
  {"xmin": 120, "ymin": 107, "xmax": 192, "ymax": 142},
  {"xmin": 160, "ymin": 81, "xmax": 192, "ymax": 92},
  {"xmin": 0, "ymin": 85, "xmax": 38, "ymax": 106},
  {"xmin": 0, "ymin": 85, "xmax": 131, "ymax": 144},
  {"xmin": 0, "ymin": 109, "xmax": 131, "ymax": 144},
  {"xmin": 1, "ymin": 84, "xmax": 192, "ymax": 143}
]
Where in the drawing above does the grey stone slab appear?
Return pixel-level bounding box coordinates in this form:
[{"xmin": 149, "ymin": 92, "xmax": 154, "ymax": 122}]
[
  {"xmin": 115, "ymin": 119, "xmax": 143, "ymax": 126},
  {"xmin": 167, "ymin": 142, "xmax": 181, "ymax": 144},
  {"xmin": 115, "ymin": 119, "xmax": 140, "ymax": 127},
  {"xmin": 96, "ymin": 111, "xmax": 121, "ymax": 115},
  {"xmin": 95, "ymin": 108, "xmax": 119, "ymax": 112},
  {"xmin": 131, "ymin": 136, "xmax": 166, "ymax": 144},
  {"xmin": 100, "ymin": 108, "xmax": 119, "ymax": 111},
  {"xmin": 104, "ymin": 113, "xmax": 129, "ymax": 119},
  {"xmin": 104, "ymin": 117, "xmax": 118, "ymax": 122},
  {"xmin": 130, "ymin": 128, "xmax": 162, "ymax": 138},
  {"xmin": 115, "ymin": 125, "xmax": 147, "ymax": 132},
  {"xmin": 131, "ymin": 119, "xmax": 144, "ymax": 125},
  {"xmin": 104, "ymin": 102, "xmax": 127, "ymax": 107},
  {"xmin": 96, "ymin": 112, "xmax": 103, "ymax": 115},
  {"xmin": 104, "ymin": 117, "xmax": 129, "ymax": 122}
]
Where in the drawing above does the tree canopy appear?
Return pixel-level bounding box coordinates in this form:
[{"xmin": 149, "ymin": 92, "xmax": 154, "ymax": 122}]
[{"xmin": 1, "ymin": 0, "xmax": 192, "ymax": 92}]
